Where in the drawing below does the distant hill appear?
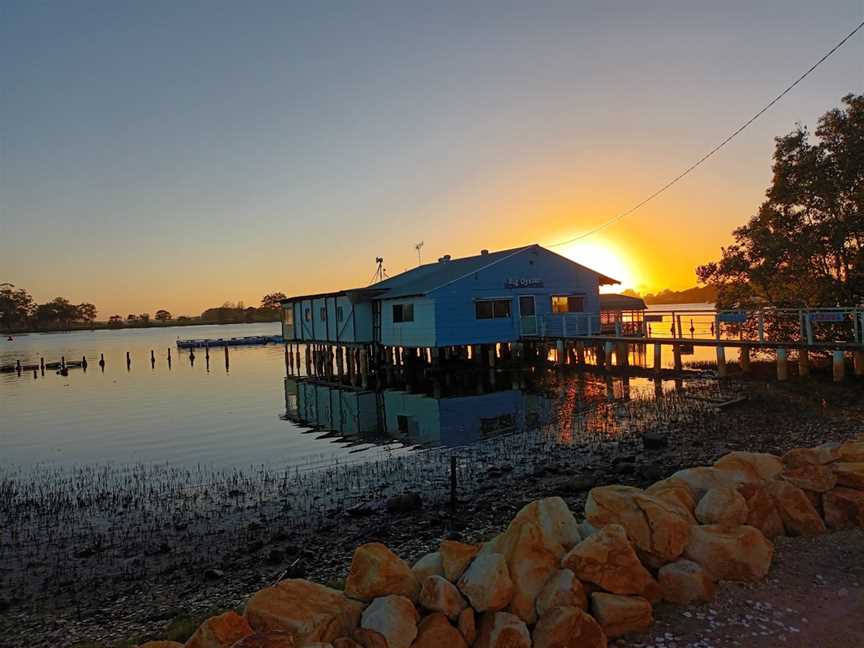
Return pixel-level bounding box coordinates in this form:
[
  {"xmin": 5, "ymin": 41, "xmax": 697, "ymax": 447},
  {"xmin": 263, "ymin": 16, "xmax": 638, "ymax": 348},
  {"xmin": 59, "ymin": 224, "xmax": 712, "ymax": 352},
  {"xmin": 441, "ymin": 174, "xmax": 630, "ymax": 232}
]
[{"xmin": 622, "ymin": 285, "xmax": 717, "ymax": 305}]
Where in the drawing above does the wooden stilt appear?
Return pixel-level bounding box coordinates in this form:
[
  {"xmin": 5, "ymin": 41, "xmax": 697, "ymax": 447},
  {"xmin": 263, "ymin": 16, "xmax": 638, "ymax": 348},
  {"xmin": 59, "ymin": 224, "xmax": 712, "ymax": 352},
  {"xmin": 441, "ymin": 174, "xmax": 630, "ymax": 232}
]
[
  {"xmin": 576, "ymin": 341, "xmax": 585, "ymax": 365},
  {"xmin": 604, "ymin": 341, "xmax": 614, "ymax": 370},
  {"xmin": 798, "ymin": 349, "xmax": 810, "ymax": 377},
  {"xmin": 854, "ymin": 350, "xmax": 864, "ymax": 377},
  {"xmin": 833, "ymin": 350, "xmax": 846, "ymax": 382},
  {"xmin": 716, "ymin": 346, "xmax": 727, "ymax": 378},
  {"xmin": 653, "ymin": 343, "xmax": 662, "ymax": 373},
  {"xmin": 776, "ymin": 348, "xmax": 788, "ymax": 381},
  {"xmin": 739, "ymin": 347, "xmax": 751, "ymax": 373},
  {"xmin": 673, "ymin": 344, "xmax": 682, "ymax": 372}
]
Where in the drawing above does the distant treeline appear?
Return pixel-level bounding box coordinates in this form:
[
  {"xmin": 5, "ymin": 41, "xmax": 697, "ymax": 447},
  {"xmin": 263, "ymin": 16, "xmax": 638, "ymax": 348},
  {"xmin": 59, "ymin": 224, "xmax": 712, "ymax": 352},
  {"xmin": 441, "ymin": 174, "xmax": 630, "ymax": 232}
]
[
  {"xmin": 622, "ymin": 285, "xmax": 717, "ymax": 305},
  {"xmin": 0, "ymin": 286, "xmax": 287, "ymax": 333}
]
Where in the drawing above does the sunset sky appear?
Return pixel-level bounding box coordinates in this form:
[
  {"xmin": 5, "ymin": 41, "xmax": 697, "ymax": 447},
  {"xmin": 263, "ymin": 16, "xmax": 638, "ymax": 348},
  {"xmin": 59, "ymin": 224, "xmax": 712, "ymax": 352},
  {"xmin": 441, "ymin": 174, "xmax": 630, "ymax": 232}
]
[{"xmin": 2, "ymin": 1, "xmax": 862, "ymax": 317}]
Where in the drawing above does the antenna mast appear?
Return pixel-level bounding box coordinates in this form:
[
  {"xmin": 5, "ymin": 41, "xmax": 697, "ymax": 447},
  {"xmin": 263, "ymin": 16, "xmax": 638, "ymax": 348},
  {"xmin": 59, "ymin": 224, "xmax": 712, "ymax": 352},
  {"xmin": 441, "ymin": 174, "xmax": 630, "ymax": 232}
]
[
  {"xmin": 371, "ymin": 257, "xmax": 387, "ymax": 284},
  {"xmin": 414, "ymin": 241, "xmax": 424, "ymax": 266}
]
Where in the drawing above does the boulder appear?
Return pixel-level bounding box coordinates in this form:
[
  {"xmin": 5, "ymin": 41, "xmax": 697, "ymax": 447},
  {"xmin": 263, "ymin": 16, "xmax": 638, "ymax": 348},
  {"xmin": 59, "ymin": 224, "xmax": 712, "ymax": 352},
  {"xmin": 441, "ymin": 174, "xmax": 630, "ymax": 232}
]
[
  {"xmin": 231, "ymin": 634, "xmax": 297, "ymax": 648},
  {"xmin": 823, "ymin": 487, "xmax": 864, "ymax": 529},
  {"xmin": 457, "ymin": 607, "xmax": 476, "ymax": 645},
  {"xmin": 683, "ymin": 525, "xmax": 773, "ymax": 581},
  {"xmin": 781, "ymin": 465, "xmax": 837, "ymax": 493},
  {"xmin": 245, "ymin": 579, "xmax": 363, "ymax": 644},
  {"xmin": 186, "ymin": 611, "xmax": 253, "ymax": 648},
  {"xmin": 535, "ymin": 569, "xmax": 588, "ymax": 617},
  {"xmin": 561, "ymin": 524, "xmax": 655, "ymax": 595},
  {"xmin": 578, "ymin": 520, "xmax": 600, "ymax": 539},
  {"xmin": 344, "ymin": 543, "xmax": 419, "ymax": 602},
  {"xmin": 418, "ymin": 575, "xmax": 467, "ymax": 620},
  {"xmin": 474, "ymin": 611, "xmax": 531, "ymax": 648},
  {"xmin": 457, "ymin": 553, "xmax": 514, "ymax": 612},
  {"xmin": 332, "ymin": 640, "xmax": 362, "ymax": 648},
  {"xmin": 694, "ymin": 487, "xmax": 748, "ymax": 526},
  {"xmin": 360, "ymin": 595, "xmax": 418, "ymax": 648},
  {"xmin": 645, "ymin": 478, "xmax": 697, "ymax": 518},
  {"xmin": 714, "ymin": 451, "xmax": 783, "ymax": 481},
  {"xmin": 533, "ymin": 606, "xmax": 608, "ymax": 648},
  {"xmin": 350, "ymin": 629, "xmax": 388, "ymax": 648},
  {"xmin": 782, "ymin": 443, "xmax": 841, "ymax": 468},
  {"xmin": 766, "ymin": 480, "xmax": 827, "ymax": 536},
  {"xmin": 737, "ymin": 483, "xmax": 785, "ymax": 540},
  {"xmin": 671, "ymin": 466, "xmax": 759, "ymax": 497},
  {"xmin": 494, "ymin": 519, "xmax": 560, "ymax": 623},
  {"xmin": 839, "ymin": 441, "xmax": 864, "ymax": 462},
  {"xmin": 411, "ymin": 552, "xmax": 443, "ymax": 582},
  {"xmin": 833, "ymin": 462, "xmax": 864, "ymax": 490},
  {"xmin": 137, "ymin": 643, "xmax": 184, "ymax": 648},
  {"xmin": 439, "ymin": 541, "xmax": 480, "ymax": 582},
  {"xmin": 584, "ymin": 485, "xmax": 691, "ymax": 565},
  {"xmin": 589, "ymin": 593, "xmax": 652, "ymax": 639},
  {"xmin": 657, "ymin": 559, "xmax": 715, "ymax": 604},
  {"xmin": 411, "ymin": 613, "xmax": 468, "ymax": 648},
  {"xmin": 507, "ymin": 496, "xmax": 581, "ymax": 551}
]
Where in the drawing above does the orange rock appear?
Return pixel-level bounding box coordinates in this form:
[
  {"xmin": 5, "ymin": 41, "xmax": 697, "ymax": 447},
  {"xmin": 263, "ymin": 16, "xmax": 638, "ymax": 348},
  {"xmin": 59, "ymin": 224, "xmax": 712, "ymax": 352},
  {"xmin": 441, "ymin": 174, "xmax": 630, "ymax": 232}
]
[
  {"xmin": 645, "ymin": 479, "xmax": 697, "ymax": 519},
  {"xmin": 360, "ymin": 595, "xmax": 418, "ymax": 648},
  {"xmin": 344, "ymin": 543, "xmax": 419, "ymax": 601},
  {"xmin": 672, "ymin": 466, "xmax": 760, "ymax": 497},
  {"xmin": 839, "ymin": 441, "xmax": 864, "ymax": 462},
  {"xmin": 535, "ymin": 569, "xmax": 587, "ymax": 617},
  {"xmin": 457, "ymin": 553, "xmax": 514, "ymax": 613},
  {"xmin": 457, "ymin": 607, "xmax": 476, "ymax": 645},
  {"xmin": 766, "ymin": 480, "xmax": 827, "ymax": 536},
  {"xmin": 714, "ymin": 451, "xmax": 783, "ymax": 481},
  {"xmin": 186, "ymin": 610, "xmax": 253, "ymax": 648},
  {"xmin": 439, "ymin": 541, "xmax": 480, "ymax": 582},
  {"xmin": 694, "ymin": 487, "xmax": 748, "ymax": 526},
  {"xmin": 781, "ymin": 465, "xmax": 837, "ymax": 493},
  {"xmin": 332, "ymin": 639, "xmax": 362, "ymax": 648},
  {"xmin": 230, "ymin": 633, "xmax": 296, "ymax": 648},
  {"xmin": 561, "ymin": 524, "xmax": 655, "ymax": 596},
  {"xmin": 411, "ymin": 552, "xmax": 444, "ymax": 582},
  {"xmin": 737, "ymin": 483, "xmax": 785, "ymax": 539},
  {"xmin": 411, "ymin": 612, "xmax": 468, "ymax": 648},
  {"xmin": 585, "ymin": 485, "xmax": 692, "ymax": 565},
  {"xmin": 533, "ymin": 606, "xmax": 607, "ymax": 648},
  {"xmin": 474, "ymin": 611, "xmax": 531, "ymax": 648},
  {"xmin": 506, "ymin": 496, "xmax": 582, "ymax": 551},
  {"xmin": 418, "ymin": 575, "xmax": 467, "ymax": 620},
  {"xmin": 137, "ymin": 643, "xmax": 184, "ymax": 648},
  {"xmin": 823, "ymin": 487, "xmax": 864, "ymax": 529},
  {"xmin": 833, "ymin": 462, "xmax": 864, "ymax": 490},
  {"xmin": 351, "ymin": 628, "xmax": 388, "ymax": 648},
  {"xmin": 245, "ymin": 579, "xmax": 363, "ymax": 644},
  {"xmin": 782, "ymin": 444, "xmax": 841, "ymax": 468},
  {"xmin": 494, "ymin": 520, "xmax": 560, "ymax": 624},
  {"xmin": 683, "ymin": 525, "xmax": 773, "ymax": 581},
  {"xmin": 657, "ymin": 559, "xmax": 715, "ymax": 604},
  {"xmin": 589, "ymin": 593, "xmax": 652, "ymax": 639}
]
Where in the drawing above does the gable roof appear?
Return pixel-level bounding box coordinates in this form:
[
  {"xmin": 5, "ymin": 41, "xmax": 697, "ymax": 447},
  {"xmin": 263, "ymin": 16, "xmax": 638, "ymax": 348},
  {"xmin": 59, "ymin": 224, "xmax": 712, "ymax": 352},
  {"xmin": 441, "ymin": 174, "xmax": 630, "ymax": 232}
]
[{"xmin": 600, "ymin": 293, "xmax": 647, "ymax": 311}]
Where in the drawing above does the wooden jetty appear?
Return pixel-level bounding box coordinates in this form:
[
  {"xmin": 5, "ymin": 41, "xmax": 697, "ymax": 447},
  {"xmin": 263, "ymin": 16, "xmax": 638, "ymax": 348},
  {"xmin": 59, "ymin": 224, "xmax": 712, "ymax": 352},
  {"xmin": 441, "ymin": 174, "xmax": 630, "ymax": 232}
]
[{"xmin": 176, "ymin": 335, "xmax": 285, "ymax": 349}]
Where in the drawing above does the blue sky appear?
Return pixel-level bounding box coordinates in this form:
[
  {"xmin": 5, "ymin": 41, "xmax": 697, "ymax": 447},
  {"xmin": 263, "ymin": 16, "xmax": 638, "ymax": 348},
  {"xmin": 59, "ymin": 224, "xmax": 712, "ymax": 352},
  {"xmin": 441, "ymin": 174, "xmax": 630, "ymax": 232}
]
[{"xmin": 2, "ymin": 1, "xmax": 862, "ymax": 315}]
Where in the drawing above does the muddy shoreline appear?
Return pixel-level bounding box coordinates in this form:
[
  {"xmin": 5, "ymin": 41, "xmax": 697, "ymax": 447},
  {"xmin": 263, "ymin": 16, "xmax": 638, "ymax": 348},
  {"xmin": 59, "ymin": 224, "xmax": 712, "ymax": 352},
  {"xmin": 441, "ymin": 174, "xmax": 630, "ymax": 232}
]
[{"xmin": 1, "ymin": 375, "xmax": 862, "ymax": 648}]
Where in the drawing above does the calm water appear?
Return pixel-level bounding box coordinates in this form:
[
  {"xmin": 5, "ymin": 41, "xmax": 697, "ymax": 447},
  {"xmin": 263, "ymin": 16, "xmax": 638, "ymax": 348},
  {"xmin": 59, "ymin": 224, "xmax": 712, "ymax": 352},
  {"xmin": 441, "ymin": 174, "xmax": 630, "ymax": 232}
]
[
  {"xmin": 1, "ymin": 308, "xmax": 713, "ymax": 472},
  {"xmin": 0, "ymin": 323, "xmax": 349, "ymax": 469}
]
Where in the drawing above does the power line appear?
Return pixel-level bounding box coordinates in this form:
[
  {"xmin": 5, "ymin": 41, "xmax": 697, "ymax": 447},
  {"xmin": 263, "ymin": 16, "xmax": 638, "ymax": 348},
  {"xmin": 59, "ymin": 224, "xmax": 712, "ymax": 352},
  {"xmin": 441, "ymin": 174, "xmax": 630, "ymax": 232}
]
[{"xmin": 548, "ymin": 18, "xmax": 864, "ymax": 248}]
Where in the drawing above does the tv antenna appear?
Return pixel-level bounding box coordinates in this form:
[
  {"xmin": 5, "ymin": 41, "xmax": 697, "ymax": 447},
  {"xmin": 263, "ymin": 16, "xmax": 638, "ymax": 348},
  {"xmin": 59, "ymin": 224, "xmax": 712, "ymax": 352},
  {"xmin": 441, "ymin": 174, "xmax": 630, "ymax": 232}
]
[
  {"xmin": 414, "ymin": 241, "xmax": 424, "ymax": 266},
  {"xmin": 370, "ymin": 256, "xmax": 388, "ymax": 284}
]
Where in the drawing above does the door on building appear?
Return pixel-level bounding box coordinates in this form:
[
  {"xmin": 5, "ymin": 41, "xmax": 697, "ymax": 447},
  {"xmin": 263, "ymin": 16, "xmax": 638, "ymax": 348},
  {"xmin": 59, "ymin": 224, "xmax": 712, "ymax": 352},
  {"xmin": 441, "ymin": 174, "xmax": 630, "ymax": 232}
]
[{"xmin": 518, "ymin": 295, "xmax": 538, "ymax": 337}]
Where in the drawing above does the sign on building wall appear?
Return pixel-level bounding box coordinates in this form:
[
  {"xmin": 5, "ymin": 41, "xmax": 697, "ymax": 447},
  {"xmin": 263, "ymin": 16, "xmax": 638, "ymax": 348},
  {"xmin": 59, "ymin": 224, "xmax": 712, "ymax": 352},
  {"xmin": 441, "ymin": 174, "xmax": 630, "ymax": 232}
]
[
  {"xmin": 717, "ymin": 311, "xmax": 748, "ymax": 324},
  {"xmin": 505, "ymin": 278, "xmax": 544, "ymax": 288},
  {"xmin": 809, "ymin": 312, "xmax": 847, "ymax": 323}
]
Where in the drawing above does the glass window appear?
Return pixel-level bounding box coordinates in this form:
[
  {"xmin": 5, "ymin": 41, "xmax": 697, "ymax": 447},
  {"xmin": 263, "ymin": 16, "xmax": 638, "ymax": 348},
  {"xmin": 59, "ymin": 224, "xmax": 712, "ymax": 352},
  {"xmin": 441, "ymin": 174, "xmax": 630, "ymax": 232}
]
[
  {"xmin": 476, "ymin": 299, "xmax": 511, "ymax": 319},
  {"xmin": 336, "ymin": 306, "xmax": 344, "ymax": 322},
  {"xmin": 304, "ymin": 308, "xmax": 311, "ymax": 321},
  {"xmin": 320, "ymin": 307, "xmax": 327, "ymax": 320},
  {"xmin": 552, "ymin": 295, "xmax": 585, "ymax": 313},
  {"xmin": 283, "ymin": 307, "xmax": 294, "ymax": 327},
  {"xmin": 519, "ymin": 296, "xmax": 535, "ymax": 316},
  {"xmin": 393, "ymin": 303, "xmax": 414, "ymax": 323}
]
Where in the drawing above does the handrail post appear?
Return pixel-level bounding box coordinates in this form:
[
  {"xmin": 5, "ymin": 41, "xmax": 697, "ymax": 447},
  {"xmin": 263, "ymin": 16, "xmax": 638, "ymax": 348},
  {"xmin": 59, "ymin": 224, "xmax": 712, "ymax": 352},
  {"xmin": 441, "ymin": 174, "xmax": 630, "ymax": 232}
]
[{"xmin": 758, "ymin": 311, "xmax": 765, "ymax": 343}]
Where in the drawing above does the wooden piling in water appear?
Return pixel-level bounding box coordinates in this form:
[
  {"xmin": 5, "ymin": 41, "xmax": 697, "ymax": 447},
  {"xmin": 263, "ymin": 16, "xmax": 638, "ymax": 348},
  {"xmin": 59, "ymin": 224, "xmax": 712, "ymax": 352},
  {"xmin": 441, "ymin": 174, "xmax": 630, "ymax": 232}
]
[
  {"xmin": 604, "ymin": 341, "xmax": 614, "ymax": 370},
  {"xmin": 653, "ymin": 343, "xmax": 662, "ymax": 373},
  {"xmin": 716, "ymin": 346, "xmax": 727, "ymax": 377},
  {"xmin": 739, "ymin": 347, "xmax": 750, "ymax": 373},
  {"xmin": 854, "ymin": 351, "xmax": 864, "ymax": 377},
  {"xmin": 776, "ymin": 348, "xmax": 788, "ymax": 381},
  {"xmin": 673, "ymin": 344, "xmax": 682, "ymax": 372},
  {"xmin": 798, "ymin": 349, "xmax": 810, "ymax": 377},
  {"xmin": 833, "ymin": 350, "xmax": 845, "ymax": 382}
]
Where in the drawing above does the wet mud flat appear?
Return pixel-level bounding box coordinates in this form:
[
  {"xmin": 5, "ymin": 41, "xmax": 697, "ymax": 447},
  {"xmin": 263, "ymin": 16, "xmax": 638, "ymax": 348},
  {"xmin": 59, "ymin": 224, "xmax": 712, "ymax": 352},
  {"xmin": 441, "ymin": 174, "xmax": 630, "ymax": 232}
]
[{"xmin": 1, "ymin": 376, "xmax": 862, "ymax": 648}]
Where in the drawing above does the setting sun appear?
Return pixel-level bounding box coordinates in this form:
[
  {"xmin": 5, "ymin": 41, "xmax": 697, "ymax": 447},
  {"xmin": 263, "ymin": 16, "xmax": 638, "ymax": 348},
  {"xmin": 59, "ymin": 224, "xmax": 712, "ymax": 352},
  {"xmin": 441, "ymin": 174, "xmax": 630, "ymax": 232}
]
[{"xmin": 557, "ymin": 239, "xmax": 637, "ymax": 292}]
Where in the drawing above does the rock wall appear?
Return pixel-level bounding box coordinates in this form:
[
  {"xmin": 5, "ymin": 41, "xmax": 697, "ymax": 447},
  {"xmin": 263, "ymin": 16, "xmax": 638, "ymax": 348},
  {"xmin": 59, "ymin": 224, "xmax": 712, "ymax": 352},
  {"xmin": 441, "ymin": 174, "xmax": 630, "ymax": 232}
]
[{"xmin": 136, "ymin": 436, "xmax": 864, "ymax": 648}]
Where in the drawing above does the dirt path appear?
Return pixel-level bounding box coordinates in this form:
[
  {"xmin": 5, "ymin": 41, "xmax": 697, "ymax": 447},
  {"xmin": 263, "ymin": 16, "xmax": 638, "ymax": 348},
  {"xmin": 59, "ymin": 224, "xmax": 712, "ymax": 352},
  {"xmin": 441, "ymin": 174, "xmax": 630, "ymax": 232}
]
[{"xmin": 614, "ymin": 529, "xmax": 864, "ymax": 648}]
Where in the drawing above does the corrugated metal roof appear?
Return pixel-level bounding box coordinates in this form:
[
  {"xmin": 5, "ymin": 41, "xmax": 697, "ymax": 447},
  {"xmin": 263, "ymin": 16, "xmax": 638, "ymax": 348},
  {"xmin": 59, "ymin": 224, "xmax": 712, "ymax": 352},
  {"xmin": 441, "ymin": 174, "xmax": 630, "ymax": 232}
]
[{"xmin": 600, "ymin": 293, "xmax": 647, "ymax": 311}]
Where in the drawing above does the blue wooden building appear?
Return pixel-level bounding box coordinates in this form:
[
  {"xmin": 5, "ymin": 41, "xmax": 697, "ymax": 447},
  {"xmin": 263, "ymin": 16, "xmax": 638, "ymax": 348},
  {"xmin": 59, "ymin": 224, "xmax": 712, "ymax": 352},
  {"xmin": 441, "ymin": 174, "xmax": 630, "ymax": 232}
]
[{"xmin": 281, "ymin": 244, "xmax": 617, "ymax": 348}]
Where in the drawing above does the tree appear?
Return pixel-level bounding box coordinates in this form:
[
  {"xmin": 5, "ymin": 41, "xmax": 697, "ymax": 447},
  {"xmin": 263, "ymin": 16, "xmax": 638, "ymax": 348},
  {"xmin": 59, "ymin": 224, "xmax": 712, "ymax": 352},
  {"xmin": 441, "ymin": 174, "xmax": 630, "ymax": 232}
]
[
  {"xmin": 0, "ymin": 285, "xmax": 34, "ymax": 332},
  {"xmin": 35, "ymin": 297, "xmax": 79, "ymax": 330},
  {"xmin": 261, "ymin": 292, "xmax": 287, "ymax": 310},
  {"xmin": 108, "ymin": 315, "xmax": 124, "ymax": 328},
  {"xmin": 76, "ymin": 303, "xmax": 97, "ymax": 324},
  {"xmin": 155, "ymin": 309, "xmax": 172, "ymax": 321},
  {"xmin": 138, "ymin": 313, "xmax": 150, "ymax": 324},
  {"xmin": 697, "ymin": 94, "xmax": 864, "ymax": 309}
]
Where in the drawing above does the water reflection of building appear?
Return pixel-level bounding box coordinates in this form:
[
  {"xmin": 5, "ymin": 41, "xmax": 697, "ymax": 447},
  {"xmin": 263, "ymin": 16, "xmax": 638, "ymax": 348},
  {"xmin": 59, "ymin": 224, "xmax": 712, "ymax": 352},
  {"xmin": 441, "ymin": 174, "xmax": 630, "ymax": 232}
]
[{"xmin": 284, "ymin": 378, "xmax": 554, "ymax": 449}]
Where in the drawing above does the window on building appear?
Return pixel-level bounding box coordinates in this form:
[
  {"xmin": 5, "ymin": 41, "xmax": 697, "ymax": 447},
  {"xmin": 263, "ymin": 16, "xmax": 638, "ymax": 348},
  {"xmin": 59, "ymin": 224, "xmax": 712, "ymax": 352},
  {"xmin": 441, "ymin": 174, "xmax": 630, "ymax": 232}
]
[
  {"xmin": 336, "ymin": 306, "xmax": 344, "ymax": 322},
  {"xmin": 320, "ymin": 307, "xmax": 328, "ymax": 320},
  {"xmin": 283, "ymin": 307, "xmax": 294, "ymax": 327},
  {"xmin": 393, "ymin": 303, "xmax": 414, "ymax": 323},
  {"xmin": 304, "ymin": 308, "xmax": 311, "ymax": 321},
  {"xmin": 475, "ymin": 299, "xmax": 512, "ymax": 320},
  {"xmin": 552, "ymin": 295, "xmax": 584, "ymax": 313}
]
